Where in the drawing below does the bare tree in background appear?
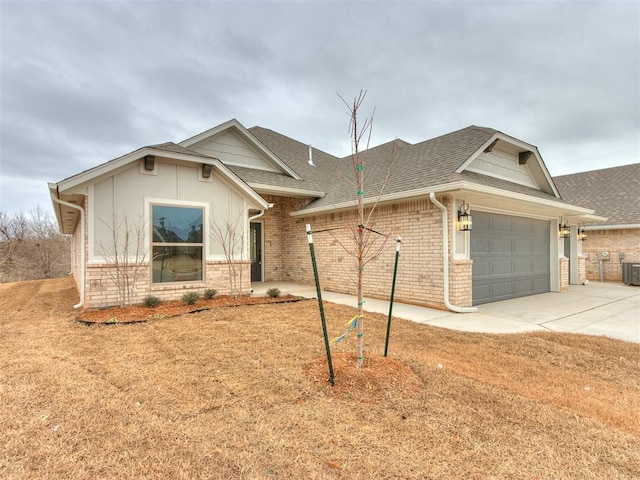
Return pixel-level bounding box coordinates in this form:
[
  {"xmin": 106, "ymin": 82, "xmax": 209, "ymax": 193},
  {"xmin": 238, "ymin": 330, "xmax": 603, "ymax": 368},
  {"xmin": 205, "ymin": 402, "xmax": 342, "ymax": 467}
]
[
  {"xmin": 97, "ymin": 216, "xmax": 148, "ymax": 307},
  {"xmin": 0, "ymin": 206, "xmax": 71, "ymax": 282},
  {"xmin": 210, "ymin": 212, "xmax": 246, "ymax": 297},
  {"xmin": 330, "ymin": 91, "xmax": 398, "ymax": 368}
]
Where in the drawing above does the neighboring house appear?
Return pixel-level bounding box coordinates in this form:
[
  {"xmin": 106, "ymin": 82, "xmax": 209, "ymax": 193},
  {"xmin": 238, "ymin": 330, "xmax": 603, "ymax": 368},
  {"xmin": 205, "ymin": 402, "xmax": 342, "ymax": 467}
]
[
  {"xmin": 50, "ymin": 119, "xmax": 603, "ymax": 309},
  {"xmin": 554, "ymin": 164, "xmax": 640, "ymax": 283}
]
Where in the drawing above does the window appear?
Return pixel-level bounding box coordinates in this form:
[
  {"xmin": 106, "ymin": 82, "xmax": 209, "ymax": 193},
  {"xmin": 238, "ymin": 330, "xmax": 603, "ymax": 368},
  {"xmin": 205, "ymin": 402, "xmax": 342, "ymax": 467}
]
[{"xmin": 151, "ymin": 205, "xmax": 204, "ymax": 283}]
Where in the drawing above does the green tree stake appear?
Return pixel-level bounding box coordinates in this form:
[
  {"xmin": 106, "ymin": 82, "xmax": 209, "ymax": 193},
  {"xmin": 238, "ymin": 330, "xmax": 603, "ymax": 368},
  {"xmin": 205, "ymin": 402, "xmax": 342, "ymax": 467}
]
[
  {"xmin": 306, "ymin": 224, "xmax": 335, "ymax": 385},
  {"xmin": 384, "ymin": 236, "xmax": 402, "ymax": 357}
]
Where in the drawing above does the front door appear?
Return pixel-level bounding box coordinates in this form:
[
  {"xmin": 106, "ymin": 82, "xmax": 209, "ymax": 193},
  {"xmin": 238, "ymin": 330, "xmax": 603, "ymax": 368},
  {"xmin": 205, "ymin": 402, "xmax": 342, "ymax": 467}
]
[{"xmin": 250, "ymin": 222, "xmax": 262, "ymax": 282}]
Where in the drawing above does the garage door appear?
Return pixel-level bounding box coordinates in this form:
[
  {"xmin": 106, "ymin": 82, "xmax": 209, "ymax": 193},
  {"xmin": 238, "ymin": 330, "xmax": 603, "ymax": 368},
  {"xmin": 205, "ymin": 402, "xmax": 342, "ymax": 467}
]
[{"xmin": 471, "ymin": 212, "xmax": 550, "ymax": 305}]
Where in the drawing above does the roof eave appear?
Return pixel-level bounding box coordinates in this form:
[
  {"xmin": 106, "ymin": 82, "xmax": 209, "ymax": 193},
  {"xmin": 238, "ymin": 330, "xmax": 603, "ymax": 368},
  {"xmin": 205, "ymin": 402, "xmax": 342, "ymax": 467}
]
[
  {"xmin": 290, "ymin": 181, "xmax": 596, "ymax": 218},
  {"xmin": 248, "ymin": 183, "xmax": 325, "ymax": 199},
  {"xmin": 583, "ymin": 223, "xmax": 640, "ymax": 230},
  {"xmin": 52, "ymin": 147, "xmax": 270, "ymax": 212}
]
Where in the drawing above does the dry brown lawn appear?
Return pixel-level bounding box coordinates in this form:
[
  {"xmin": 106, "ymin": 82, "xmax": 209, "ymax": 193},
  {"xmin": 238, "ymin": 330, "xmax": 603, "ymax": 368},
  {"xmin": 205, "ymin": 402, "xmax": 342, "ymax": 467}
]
[{"xmin": 1, "ymin": 277, "xmax": 639, "ymax": 479}]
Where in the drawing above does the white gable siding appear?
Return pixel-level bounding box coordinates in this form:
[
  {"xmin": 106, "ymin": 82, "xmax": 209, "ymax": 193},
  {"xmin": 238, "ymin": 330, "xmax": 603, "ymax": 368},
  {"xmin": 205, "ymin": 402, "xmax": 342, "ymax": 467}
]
[
  {"xmin": 190, "ymin": 130, "xmax": 280, "ymax": 172},
  {"xmin": 90, "ymin": 160, "xmax": 248, "ymax": 262},
  {"xmin": 466, "ymin": 148, "xmax": 538, "ymax": 189}
]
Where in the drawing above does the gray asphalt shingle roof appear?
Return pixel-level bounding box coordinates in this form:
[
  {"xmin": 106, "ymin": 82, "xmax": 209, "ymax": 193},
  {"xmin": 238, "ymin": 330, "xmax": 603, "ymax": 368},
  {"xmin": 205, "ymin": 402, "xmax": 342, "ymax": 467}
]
[
  {"xmin": 246, "ymin": 124, "xmax": 564, "ymax": 210},
  {"xmin": 554, "ymin": 164, "xmax": 640, "ymax": 226}
]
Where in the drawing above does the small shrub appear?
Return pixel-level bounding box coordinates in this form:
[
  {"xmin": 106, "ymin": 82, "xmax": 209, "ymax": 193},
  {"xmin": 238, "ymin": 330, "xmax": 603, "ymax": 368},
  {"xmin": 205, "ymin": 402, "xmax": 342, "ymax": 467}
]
[
  {"xmin": 181, "ymin": 292, "xmax": 200, "ymax": 305},
  {"xmin": 143, "ymin": 295, "xmax": 162, "ymax": 308},
  {"xmin": 266, "ymin": 287, "xmax": 281, "ymax": 298},
  {"xmin": 204, "ymin": 288, "xmax": 217, "ymax": 300}
]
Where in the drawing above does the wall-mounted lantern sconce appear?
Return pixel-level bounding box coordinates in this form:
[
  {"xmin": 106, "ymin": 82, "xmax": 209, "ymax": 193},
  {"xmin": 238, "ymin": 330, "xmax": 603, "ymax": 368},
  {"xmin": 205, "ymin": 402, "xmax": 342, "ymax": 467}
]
[
  {"xmin": 559, "ymin": 218, "xmax": 570, "ymax": 239},
  {"xmin": 458, "ymin": 201, "xmax": 472, "ymax": 232},
  {"xmin": 578, "ymin": 227, "xmax": 587, "ymax": 241}
]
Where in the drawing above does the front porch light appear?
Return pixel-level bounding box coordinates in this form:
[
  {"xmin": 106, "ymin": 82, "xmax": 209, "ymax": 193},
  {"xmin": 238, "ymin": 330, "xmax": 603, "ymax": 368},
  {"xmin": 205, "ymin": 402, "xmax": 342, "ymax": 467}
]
[
  {"xmin": 458, "ymin": 201, "xmax": 472, "ymax": 232},
  {"xmin": 578, "ymin": 226, "xmax": 587, "ymax": 241},
  {"xmin": 559, "ymin": 218, "xmax": 570, "ymax": 239}
]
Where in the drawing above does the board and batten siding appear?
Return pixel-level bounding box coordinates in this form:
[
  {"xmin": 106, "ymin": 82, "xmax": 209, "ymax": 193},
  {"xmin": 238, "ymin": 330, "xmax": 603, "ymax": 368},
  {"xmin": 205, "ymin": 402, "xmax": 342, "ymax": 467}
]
[
  {"xmin": 89, "ymin": 159, "xmax": 247, "ymax": 262},
  {"xmin": 467, "ymin": 147, "xmax": 538, "ymax": 189},
  {"xmin": 189, "ymin": 130, "xmax": 280, "ymax": 172}
]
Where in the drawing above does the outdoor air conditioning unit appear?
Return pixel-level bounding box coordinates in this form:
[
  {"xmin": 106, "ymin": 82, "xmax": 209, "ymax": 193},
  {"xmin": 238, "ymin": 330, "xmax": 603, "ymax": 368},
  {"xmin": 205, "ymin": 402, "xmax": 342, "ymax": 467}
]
[{"xmin": 622, "ymin": 263, "xmax": 640, "ymax": 286}]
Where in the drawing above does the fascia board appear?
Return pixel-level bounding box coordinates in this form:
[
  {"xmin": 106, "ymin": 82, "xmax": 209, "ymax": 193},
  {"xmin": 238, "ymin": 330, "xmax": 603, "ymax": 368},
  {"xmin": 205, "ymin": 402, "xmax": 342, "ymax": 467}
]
[
  {"xmin": 459, "ymin": 183, "xmax": 593, "ymax": 214},
  {"xmin": 290, "ymin": 181, "xmax": 595, "ymax": 217},
  {"xmin": 456, "ymin": 132, "xmax": 561, "ymax": 198},
  {"xmin": 56, "ymin": 146, "xmax": 223, "ymax": 192},
  {"xmin": 584, "ymin": 223, "xmax": 640, "ymax": 230},
  {"xmin": 54, "ymin": 147, "xmax": 270, "ymax": 211},
  {"xmin": 212, "ymin": 161, "xmax": 271, "ymax": 210},
  {"xmin": 179, "ymin": 118, "xmax": 303, "ymax": 181},
  {"xmin": 289, "ymin": 182, "xmax": 477, "ymax": 216},
  {"xmin": 249, "ymin": 183, "xmax": 325, "ymax": 198},
  {"xmin": 48, "ymin": 183, "xmax": 65, "ymax": 233},
  {"xmin": 55, "ymin": 146, "xmax": 170, "ymax": 192}
]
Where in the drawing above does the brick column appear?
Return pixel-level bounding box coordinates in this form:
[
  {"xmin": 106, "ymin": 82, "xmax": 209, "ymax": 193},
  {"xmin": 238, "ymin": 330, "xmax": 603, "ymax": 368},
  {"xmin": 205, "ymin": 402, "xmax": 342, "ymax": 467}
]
[
  {"xmin": 577, "ymin": 255, "xmax": 587, "ymax": 285},
  {"xmin": 450, "ymin": 259, "xmax": 473, "ymax": 307},
  {"xmin": 559, "ymin": 257, "xmax": 569, "ymax": 292}
]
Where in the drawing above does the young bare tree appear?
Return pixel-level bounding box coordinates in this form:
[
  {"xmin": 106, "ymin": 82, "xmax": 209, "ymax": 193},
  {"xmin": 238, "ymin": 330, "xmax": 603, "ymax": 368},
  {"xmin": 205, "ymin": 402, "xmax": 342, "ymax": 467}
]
[
  {"xmin": 0, "ymin": 207, "xmax": 71, "ymax": 283},
  {"xmin": 98, "ymin": 216, "xmax": 148, "ymax": 307},
  {"xmin": 332, "ymin": 91, "xmax": 398, "ymax": 368},
  {"xmin": 210, "ymin": 212, "xmax": 246, "ymax": 297}
]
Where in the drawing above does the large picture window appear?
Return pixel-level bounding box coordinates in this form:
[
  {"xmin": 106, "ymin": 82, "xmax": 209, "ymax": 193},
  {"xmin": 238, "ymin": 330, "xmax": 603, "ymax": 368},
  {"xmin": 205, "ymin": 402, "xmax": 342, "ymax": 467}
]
[{"xmin": 151, "ymin": 205, "xmax": 204, "ymax": 283}]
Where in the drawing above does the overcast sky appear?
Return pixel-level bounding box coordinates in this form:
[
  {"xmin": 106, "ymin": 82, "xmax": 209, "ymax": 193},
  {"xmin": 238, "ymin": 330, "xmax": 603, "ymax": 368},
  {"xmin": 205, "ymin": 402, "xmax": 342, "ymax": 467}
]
[{"xmin": 1, "ymin": 0, "xmax": 638, "ymax": 215}]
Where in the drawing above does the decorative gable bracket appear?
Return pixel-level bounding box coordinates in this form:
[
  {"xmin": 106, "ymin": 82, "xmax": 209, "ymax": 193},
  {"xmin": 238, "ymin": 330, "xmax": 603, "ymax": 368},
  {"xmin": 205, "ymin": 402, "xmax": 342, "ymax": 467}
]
[{"xmin": 519, "ymin": 151, "xmax": 532, "ymax": 165}]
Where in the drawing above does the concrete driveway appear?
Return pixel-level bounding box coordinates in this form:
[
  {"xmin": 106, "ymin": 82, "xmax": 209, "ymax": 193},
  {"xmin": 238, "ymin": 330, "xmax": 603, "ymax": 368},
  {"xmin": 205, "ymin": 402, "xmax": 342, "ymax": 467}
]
[{"xmin": 252, "ymin": 281, "xmax": 640, "ymax": 343}]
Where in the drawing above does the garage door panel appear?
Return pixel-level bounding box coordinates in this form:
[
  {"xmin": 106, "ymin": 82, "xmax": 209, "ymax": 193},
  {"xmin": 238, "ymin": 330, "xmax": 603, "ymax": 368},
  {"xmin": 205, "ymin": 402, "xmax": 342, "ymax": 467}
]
[
  {"xmin": 513, "ymin": 217, "xmax": 532, "ymax": 234},
  {"xmin": 471, "ymin": 237, "xmax": 490, "ymax": 253},
  {"xmin": 533, "ymin": 277, "xmax": 550, "ymax": 291},
  {"xmin": 513, "ymin": 258, "xmax": 532, "ymax": 273},
  {"xmin": 514, "ymin": 279, "xmax": 534, "ymax": 295},
  {"xmin": 531, "ymin": 238, "xmax": 548, "ymax": 254},
  {"xmin": 492, "ymin": 281, "xmax": 514, "ymax": 297},
  {"xmin": 471, "ymin": 211, "xmax": 550, "ymax": 305},
  {"xmin": 473, "ymin": 283, "xmax": 492, "ymax": 302},
  {"xmin": 513, "ymin": 239, "xmax": 532, "ymax": 253},
  {"xmin": 532, "ymin": 257, "xmax": 549, "ymax": 272},
  {"xmin": 492, "ymin": 258, "xmax": 512, "ymax": 275},
  {"xmin": 532, "ymin": 221, "xmax": 548, "ymax": 236},
  {"xmin": 491, "ymin": 238, "xmax": 512, "ymax": 254},
  {"xmin": 491, "ymin": 215, "xmax": 512, "ymax": 232}
]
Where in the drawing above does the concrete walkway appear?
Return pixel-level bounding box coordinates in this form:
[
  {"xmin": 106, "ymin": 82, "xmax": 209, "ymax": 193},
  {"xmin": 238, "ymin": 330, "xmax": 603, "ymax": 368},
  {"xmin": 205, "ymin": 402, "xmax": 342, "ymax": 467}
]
[{"xmin": 251, "ymin": 281, "xmax": 640, "ymax": 343}]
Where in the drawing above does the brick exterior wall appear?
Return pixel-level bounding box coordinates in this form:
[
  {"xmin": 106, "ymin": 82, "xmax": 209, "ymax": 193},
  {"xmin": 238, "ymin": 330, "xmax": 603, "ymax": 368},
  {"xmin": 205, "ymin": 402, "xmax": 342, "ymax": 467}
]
[
  {"xmin": 263, "ymin": 194, "xmax": 466, "ymax": 309},
  {"xmin": 261, "ymin": 195, "xmax": 310, "ymax": 282},
  {"xmin": 84, "ymin": 261, "xmax": 250, "ymax": 308},
  {"xmin": 581, "ymin": 228, "xmax": 640, "ymax": 282},
  {"xmin": 559, "ymin": 256, "xmax": 569, "ymax": 292}
]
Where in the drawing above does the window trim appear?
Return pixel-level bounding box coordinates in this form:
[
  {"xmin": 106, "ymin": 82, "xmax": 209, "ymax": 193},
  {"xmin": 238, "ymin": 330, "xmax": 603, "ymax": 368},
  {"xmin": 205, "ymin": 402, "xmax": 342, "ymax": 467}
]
[{"xmin": 146, "ymin": 199, "xmax": 209, "ymax": 285}]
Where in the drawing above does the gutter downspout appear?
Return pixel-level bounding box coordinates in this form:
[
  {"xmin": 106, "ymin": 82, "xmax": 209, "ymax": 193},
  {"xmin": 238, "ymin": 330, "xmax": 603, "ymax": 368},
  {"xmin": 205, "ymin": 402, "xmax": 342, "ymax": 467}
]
[
  {"xmin": 50, "ymin": 190, "xmax": 86, "ymax": 309},
  {"xmin": 430, "ymin": 192, "xmax": 477, "ymax": 313},
  {"xmin": 248, "ymin": 202, "xmax": 272, "ymax": 223}
]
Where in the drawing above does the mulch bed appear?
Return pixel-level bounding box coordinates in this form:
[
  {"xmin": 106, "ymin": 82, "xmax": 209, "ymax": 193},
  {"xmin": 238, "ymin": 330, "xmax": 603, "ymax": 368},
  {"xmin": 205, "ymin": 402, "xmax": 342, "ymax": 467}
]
[
  {"xmin": 77, "ymin": 294, "xmax": 307, "ymax": 324},
  {"xmin": 305, "ymin": 352, "xmax": 424, "ymax": 402}
]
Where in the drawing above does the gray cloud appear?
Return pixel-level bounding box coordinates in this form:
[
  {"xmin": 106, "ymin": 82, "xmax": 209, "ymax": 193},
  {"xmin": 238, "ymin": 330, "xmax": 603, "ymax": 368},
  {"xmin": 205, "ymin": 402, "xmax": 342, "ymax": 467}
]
[{"xmin": 1, "ymin": 0, "xmax": 637, "ymax": 214}]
